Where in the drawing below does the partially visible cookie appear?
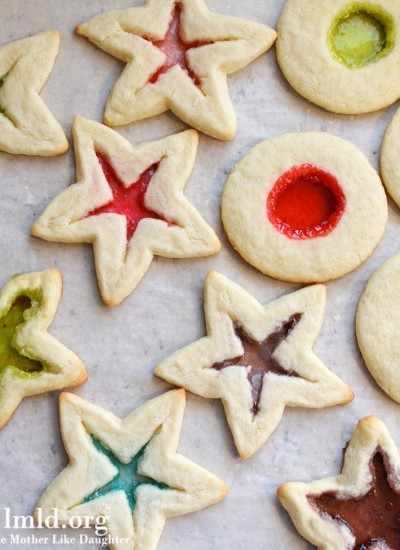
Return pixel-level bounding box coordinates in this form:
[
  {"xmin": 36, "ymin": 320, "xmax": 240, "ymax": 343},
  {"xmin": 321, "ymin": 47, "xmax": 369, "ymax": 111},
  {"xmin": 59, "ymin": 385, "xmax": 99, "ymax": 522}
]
[
  {"xmin": 0, "ymin": 31, "xmax": 68, "ymax": 155},
  {"xmin": 278, "ymin": 416, "xmax": 400, "ymax": 549},
  {"xmin": 356, "ymin": 252, "xmax": 400, "ymax": 403},
  {"xmin": 381, "ymin": 106, "xmax": 400, "ymax": 209},
  {"xmin": 221, "ymin": 132, "xmax": 387, "ymax": 283},
  {"xmin": 0, "ymin": 269, "xmax": 87, "ymax": 428},
  {"xmin": 31, "ymin": 117, "xmax": 220, "ymax": 307},
  {"xmin": 75, "ymin": 0, "xmax": 276, "ymax": 140},
  {"xmin": 35, "ymin": 390, "xmax": 227, "ymax": 550},
  {"xmin": 155, "ymin": 271, "xmax": 353, "ymax": 459},
  {"xmin": 277, "ymin": 0, "xmax": 400, "ymax": 114}
]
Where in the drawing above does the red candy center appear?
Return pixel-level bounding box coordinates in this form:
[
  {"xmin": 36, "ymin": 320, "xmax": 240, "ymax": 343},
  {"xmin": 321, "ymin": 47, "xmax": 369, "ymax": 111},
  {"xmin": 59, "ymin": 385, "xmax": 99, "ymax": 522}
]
[
  {"xmin": 147, "ymin": 4, "xmax": 211, "ymax": 86},
  {"xmin": 267, "ymin": 164, "xmax": 346, "ymax": 239},
  {"xmin": 87, "ymin": 153, "xmax": 171, "ymax": 242}
]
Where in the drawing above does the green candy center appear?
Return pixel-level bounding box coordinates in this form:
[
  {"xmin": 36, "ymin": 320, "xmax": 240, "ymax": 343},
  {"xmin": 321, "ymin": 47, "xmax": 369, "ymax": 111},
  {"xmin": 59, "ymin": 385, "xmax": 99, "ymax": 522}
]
[
  {"xmin": 329, "ymin": 4, "xmax": 395, "ymax": 68},
  {"xmin": 0, "ymin": 295, "xmax": 43, "ymax": 379}
]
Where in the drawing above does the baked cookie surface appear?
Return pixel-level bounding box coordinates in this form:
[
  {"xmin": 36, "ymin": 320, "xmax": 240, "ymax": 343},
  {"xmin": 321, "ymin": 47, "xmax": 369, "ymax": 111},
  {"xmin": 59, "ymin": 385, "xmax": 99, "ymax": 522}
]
[
  {"xmin": 36, "ymin": 390, "xmax": 227, "ymax": 550},
  {"xmin": 381, "ymin": 105, "xmax": 400, "ymax": 209},
  {"xmin": 356, "ymin": 252, "xmax": 400, "ymax": 404},
  {"xmin": 0, "ymin": 31, "xmax": 68, "ymax": 156},
  {"xmin": 155, "ymin": 271, "xmax": 353, "ymax": 459},
  {"xmin": 0, "ymin": 269, "xmax": 87, "ymax": 428},
  {"xmin": 31, "ymin": 117, "xmax": 220, "ymax": 307},
  {"xmin": 75, "ymin": 0, "xmax": 276, "ymax": 140},
  {"xmin": 278, "ymin": 416, "xmax": 400, "ymax": 550},
  {"xmin": 277, "ymin": 0, "xmax": 400, "ymax": 114},
  {"xmin": 221, "ymin": 132, "xmax": 387, "ymax": 283}
]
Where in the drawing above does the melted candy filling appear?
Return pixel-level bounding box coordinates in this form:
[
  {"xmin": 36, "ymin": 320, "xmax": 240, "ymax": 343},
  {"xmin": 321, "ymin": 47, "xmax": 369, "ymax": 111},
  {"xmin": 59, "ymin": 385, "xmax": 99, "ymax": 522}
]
[
  {"xmin": 267, "ymin": 164, "xmax": 346, "ymax": 240},
  {"xmin": 211, "ymin": 314, "xmax": 301, "ymax": 415},
  {"xmin": 87, "ymin": 153, "xmax": 172, "ymax": 242},
  {"xmin": 0, "ymin": 296, "xmax": 43, "ymax": 379},
  {"xmin": 83, "ymin": 436, "xmax": 171, "ymax": 511},
  {"xmin": 308, "ymin": 451, "xmax": 400, "ymax": 549},
  {"xmin": 146, "ymin": 3, "xmax": 212, "ymax": 86},
  {"xmin": 329, "ymin": 4, "xmax": 395, "ymax": 69}
]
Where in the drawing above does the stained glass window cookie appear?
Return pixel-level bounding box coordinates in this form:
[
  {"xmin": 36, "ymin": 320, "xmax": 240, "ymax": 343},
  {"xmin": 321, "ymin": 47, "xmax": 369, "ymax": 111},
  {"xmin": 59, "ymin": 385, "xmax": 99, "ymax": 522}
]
[
  {"xmin": 0, "ymin": 31, "xmax": 68, "ymax": 155},
  {"xmin": 221, "ymin": 132, "xmax": 387, "ymax": 283},
  {"xmin": 155, "ymin": 271, "xmax": 353, "ymax": 459},
  {"xmin": 278, "ymin": 415, "xmax": 400, "ymax": 549},
  {"xmin": 35, "ymin": 390, "xmax": 228, "ymax": 550},
  {"xmin": 75, "ymin": 0, "xmax": 277, "ymax": 140},
  {"xmin": 356, "ymin": 252, "xmax": 400, "ymax": 404},
  {"xmin": 276, "ymin": 0, "xmax": 400, "ymax": 114},
  {"xmin": 0, "ymin": 269, "xmax": 87, "ymax": 429},
  {"xmin": 31, "ymin": 116, "xmax": 220, "ymax": 307}
]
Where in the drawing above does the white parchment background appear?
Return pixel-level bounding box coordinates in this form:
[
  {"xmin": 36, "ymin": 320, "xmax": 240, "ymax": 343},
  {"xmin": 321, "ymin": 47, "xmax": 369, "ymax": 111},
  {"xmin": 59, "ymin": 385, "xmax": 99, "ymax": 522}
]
[{"xmin": 1, "ymin": 1, "xmax": 399, "ymax": 549}]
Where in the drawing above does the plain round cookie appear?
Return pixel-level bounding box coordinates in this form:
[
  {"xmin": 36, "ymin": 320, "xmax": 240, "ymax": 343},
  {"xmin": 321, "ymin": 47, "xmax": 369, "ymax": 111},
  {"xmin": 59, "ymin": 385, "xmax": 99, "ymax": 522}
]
[
  {"xmin": 356, "ymin": 253, "xmax": 400, "ymax": 403},
  {"xmin": 221, "ymin": 132, "xmax": 387, "ymax": 283},
  {"xmin": 381, "ymin": 105, "xmax": 400, "ymax": 208},
  {"xmin": 276, "ymin": 0, "xmax": 400, "ymax": 114}
]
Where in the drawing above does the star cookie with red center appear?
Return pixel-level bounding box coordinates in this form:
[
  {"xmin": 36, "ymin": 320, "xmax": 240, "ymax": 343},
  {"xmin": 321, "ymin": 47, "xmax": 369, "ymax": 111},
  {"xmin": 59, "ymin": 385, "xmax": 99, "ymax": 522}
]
[
  {"xmin": 278, "ymin": 416, "xmax": 400, "ymax": 550},
  {"xmin": 75, "ymin": 0, "xmax": 276, "ymax": 140},
  {"xmin": 31, "ymin": 117, "xmax": 220, "ymax": 307},
  {"xmin": 155, "ymin": 271, "xmax": 353, "ymax": 459},
  {"xmin": 35, "ymin": 390, "xmax": 227, "ymax": 550},
  {"xmin": 0, "ymin": 31, "xmax": 68, "ymax": 155},
  {"xmin": 0, "ymin": 269, "xmax": 87, "ymax": 428},
  {"xmin": 221, "ymin": 132, "xmax": 387, "ymax": 283}
]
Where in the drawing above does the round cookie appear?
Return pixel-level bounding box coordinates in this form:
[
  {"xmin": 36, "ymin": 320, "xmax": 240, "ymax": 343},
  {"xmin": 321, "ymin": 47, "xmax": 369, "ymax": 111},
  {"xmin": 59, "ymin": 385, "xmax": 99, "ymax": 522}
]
[
  {"xmin": 221, "ymin": 132, "xmax": 387, "ymax": 283},
  {"xmin": 381, "ymin": 106, "xmax": 400, "ymax": 209},
  {"xmin": 356, "ymin": 252, "xmax": 400, "ymax": 403},
  {"xmin": 276, "ymin": 0, "xmax": 400, "ymax": 114}
]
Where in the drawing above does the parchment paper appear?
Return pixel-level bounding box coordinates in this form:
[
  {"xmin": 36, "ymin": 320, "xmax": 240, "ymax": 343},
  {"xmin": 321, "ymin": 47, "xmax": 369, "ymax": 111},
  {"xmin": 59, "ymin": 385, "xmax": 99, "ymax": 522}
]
[{"xmin": 1, "ymin": 1, "xmax": 399, "ymax": 549}]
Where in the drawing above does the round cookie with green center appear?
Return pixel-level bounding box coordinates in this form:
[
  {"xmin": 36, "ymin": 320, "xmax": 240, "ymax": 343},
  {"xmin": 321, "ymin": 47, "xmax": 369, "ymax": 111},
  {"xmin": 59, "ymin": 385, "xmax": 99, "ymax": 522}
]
[
  {"xmin": 221, "ymin": 132, "xmax": 387, "ymax": 283},
  {"xmin": 276, "ymin": 0, "xmax": 400, "ymax": 114}
]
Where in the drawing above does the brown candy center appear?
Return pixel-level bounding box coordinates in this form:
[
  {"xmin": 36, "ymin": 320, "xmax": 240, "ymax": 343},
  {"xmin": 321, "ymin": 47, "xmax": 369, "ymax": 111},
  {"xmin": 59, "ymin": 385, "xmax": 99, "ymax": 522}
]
[{"xmin": 211, "ymin": 314, "xmax": 301, "ymax": 415}]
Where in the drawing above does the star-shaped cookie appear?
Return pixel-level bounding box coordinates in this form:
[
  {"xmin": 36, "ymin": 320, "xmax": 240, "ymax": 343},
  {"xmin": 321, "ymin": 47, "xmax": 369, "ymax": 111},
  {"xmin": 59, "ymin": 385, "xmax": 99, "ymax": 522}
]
[
  {"xmin": 75, "ymin": 0, "xmax": 276, "ymax": 140},
  {"xmin": 0, "ymin": 31, "xmax": 68, "ymax": 156},
  {"xmin": 278, "ymin": 416, "xmax": 400, "ymax": 549},
  {"xmin": 35, "ymin": 390, "xmax": 227, "ymax": 550},
  {"xmin": 155, "ymin": 271, "xmax": 353, "ymax": 459},
  {"xmin": 0, "ymin": 269, "xmax": 87, "ymax": 428},
  {"xmin": 31, "ymin": 117, "xmax": 220, "ymax": 307}
]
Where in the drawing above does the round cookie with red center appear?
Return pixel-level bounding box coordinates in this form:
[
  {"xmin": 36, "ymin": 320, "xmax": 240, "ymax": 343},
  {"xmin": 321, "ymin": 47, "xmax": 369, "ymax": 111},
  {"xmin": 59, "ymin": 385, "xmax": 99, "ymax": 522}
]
[
  {"xmin": 221, "ymin": 132, "xmax": 387, "ymax": 283},
  {"xmin": 276, "ymin": 0, "xmax": 400, "ymax": 114}
]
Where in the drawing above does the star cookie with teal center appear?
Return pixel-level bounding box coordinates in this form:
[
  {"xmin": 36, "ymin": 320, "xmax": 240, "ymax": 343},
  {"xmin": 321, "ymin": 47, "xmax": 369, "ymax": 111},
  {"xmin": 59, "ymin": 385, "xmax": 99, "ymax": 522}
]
[
  {"xmin": 155, "ymin": 271, "xmax": 353, "ymax": 459},
  {"xmin": 0, "ymin": 269, "xmax": 86, "ymax": 428},
  {"xmin": 76, "ymin": 0, "xmax": 276, "ymax": 140},
  {"xmin": 35, "ymin": 390, "xmax": 227, "ymax": 550}
]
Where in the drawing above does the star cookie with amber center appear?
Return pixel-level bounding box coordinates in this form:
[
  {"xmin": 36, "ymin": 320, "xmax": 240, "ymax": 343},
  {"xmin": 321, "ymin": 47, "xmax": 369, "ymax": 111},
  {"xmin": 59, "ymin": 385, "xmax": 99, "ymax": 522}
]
[
  {"xmin": 31, "ymin": 116, "xmax": 220, "ymax": 307},
  {"xmin": 76, "ymin": 0, "xmax": 276, "ymax": 140},
  {"xmin": 35, "ymin": 390, "xmax": 227, "ymax": 550},
  {"xmin": 155, "ymin": 271, "xmax": 353, "ymax": 458},
  {"xmin": 278, "ymin": 416, "xmax": 400, "ymax": 549}
]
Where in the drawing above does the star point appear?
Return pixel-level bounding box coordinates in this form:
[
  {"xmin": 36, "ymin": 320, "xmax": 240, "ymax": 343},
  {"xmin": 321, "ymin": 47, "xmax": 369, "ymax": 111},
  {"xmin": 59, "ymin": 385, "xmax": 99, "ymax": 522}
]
[{"xmin": 155, "ymin": 271, "xmax": 353, "ymax": 458}]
